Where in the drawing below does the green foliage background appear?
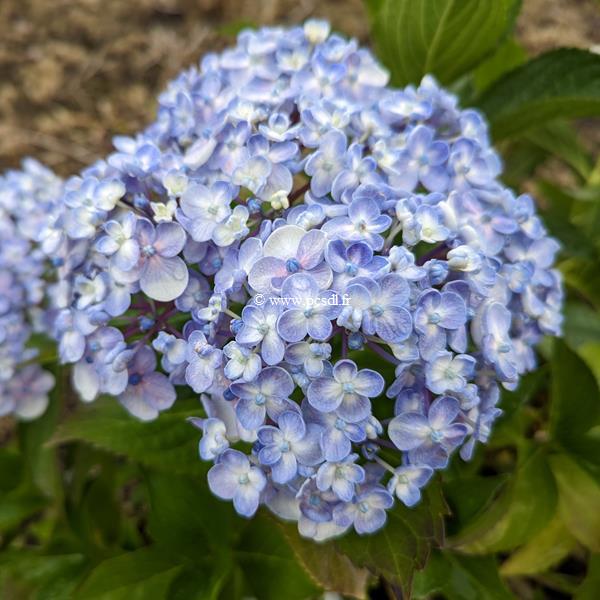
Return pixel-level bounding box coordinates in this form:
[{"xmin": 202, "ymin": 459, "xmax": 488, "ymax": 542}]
[{"xmin": 1, "ymin": 1, "xmax": 599, "ymax": 597}]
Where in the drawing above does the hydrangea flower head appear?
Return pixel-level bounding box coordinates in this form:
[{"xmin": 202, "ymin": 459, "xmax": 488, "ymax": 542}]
[
  {"xmin": 23, "ymin": 20, "xmax": 562, "ymax": 540},
  {"xmin": 0, "ymin": 159, "xmax": 64, "ymax": 420}
]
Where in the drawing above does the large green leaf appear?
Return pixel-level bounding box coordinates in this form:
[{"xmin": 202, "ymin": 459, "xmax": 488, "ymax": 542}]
[
  {"xmin": 336, "ymin": 481, "xmax": 447, "ymax": 595},
  {"xmin": 443, "ymin": 474, "xmax": 507, "ymax": 535},
  {"xmin": 563, "ymin": 303, "xmax": 600, "ymax": 389},
  {"xmin": 500, "ymin": 514, "xmax": 576, "ymax": 576},
  {"xmin": 74, "ymin": 547, "xmax": 184, "ymax": 600},
  {"xmin": 0, "ymin": 551, "xmax": 86, "ymax": 599},
  {"xmin": 279, "ymin": 523, "xmax": 370, "ymax": 598},
  {"xmin": 527, "ymin": 122, "xmax": 593, "ymax": 180},
  {"xmin": 560, "ymin": 257, "xmax": 600, "ymax": 310},
  {"xmin": 450, "ymin": 446, "xmax": 557, "ymax": 553},
  {"xmin": 0, "ymin": 485, "xmax": 49, "ymax": 532},
  {"xmin": 145, "ymin": 470, "xmax": 235, "ymax": 562},
  {"xmin": 550, "ymin": 453, "xmax": 600, "ymax": 552},
  {"xmin": 232, "ymin": 516, "xmax": 319, "ymax": 600},
  {"xmin": 575, "ymin": 554, "xmax": 600, "ymax": 600},
  {"xmin": 145, "ymin": 471, "xmax": 318, "ymax": 600},
  {"xmin": 550, "ymin": 339, "xmax": 600, "ymax": 454},
  {"xmin": 413, "ymin": 551, "xmax": 515, "ymax": 600},
  {"xmin": 367, "ymin": 0, "xmax": 520, "ymax": 86},
  {"xmin": 537, "ymin": 181, "xmax": 597, "ymax": 257},
  {"xmin": 49, "ymin": 397, "xmax": 201, "ymax": 475},
  {"xmin": 479, "ymin": 49, "xmax": 600, "ymax": 139},
  {"xmin": 472, "ymin": 38, "xmax": 526, "ymax": 94}
]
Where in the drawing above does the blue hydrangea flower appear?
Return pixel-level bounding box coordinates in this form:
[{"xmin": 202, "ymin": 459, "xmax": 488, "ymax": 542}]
[
  {"xmin": 185, "ymin": 331, "xmax": 222, "ymax": 393},
  {"xmin": 207, "ymin": 449, "xmax": 267, "ymax": 517},
  {"xmin": 316, "ymin": 453, "xmax": 365, "ymax": 502},
  {"xmin": 236, "ymin": 303, "xmax": 285, "ymax": 365},
  {"xmin": 415, "ymin": 289, "xmax": 467, "ymax": 359},
  {"xmin": 276, "ymin": 274, "xmax": 341, "ymax": 342},
  {"xmin": 388, "ymin": 396, "xmax": 469, "ymax": 468},
  {"xmin": 119, "ymin": 346, "xmax": 176, "ymax": 421},
  {"xmin": 16, "ymin": 21, "xmax": 562, "ymax": 540},
  {"xmin": 130, "ymin": 218, "xmax": 189, "ymax": 302},
  {"xmin": 308, "ymin": 359, "xmax": 384, "ymax": 422},
  {"xmin": 230, "ymin": 366, "xmax": 297, "ymax": 430},
  {"xmin": 322, "ymin": 196, "xmax": 392, "ymax": 250},
  {"xmin": 304, "ymin": 129, "xmax": 347, "ymax": 197},
  {"xmin": 425, "ymin": 351, "xmax": 476, "ymax": 395},
  {"xmin": 198, "ymin": 417, "xmax": 230, "ymax": 460},
  {"xmin": 391, "ymin": 125, "xmax": 449, "ymax": 192},
  {"xmin": 387, "ymin": 465, "xmax": 433, "ymax": 507},
  {"xmin": 248, "ymin": 225, "xmax": 332, "ymax": 293},
  {"xmin": 333, "ymin": 486, "xmax": 393, "ymax": 534},
  {"xmin": 257, "ymin": 411, "xmax": 323, "ymax": 483}
]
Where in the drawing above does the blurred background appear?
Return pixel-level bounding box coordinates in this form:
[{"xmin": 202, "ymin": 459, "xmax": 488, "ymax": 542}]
[{"xmin": 1, "ymin": 0, "xmax": 599, "ymax": 175}]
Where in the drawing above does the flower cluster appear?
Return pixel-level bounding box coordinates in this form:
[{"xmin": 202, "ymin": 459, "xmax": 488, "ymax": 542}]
[
  {"xmin": 0, "ymin": 159, "xmax": 63, "ymax": 419},
  {"xmin": 1, "ymin": 21, "xmax": 562, "ymax": 540}
]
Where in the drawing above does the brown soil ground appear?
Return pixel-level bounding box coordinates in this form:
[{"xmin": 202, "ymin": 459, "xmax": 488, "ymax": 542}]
[{"xmin": 0, "ymin": 0, "xmax": 598, "ymax": 175}]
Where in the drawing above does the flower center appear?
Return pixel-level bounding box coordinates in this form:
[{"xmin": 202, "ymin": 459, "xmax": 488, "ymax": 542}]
[
  {"xmin": 255, "ymin": 392, "xmax": 266, "ymax": 406},
  {"xmin": 142, "ymin": 244, "xmax": 156, "ymax": 257},
  {"xmin": 371, "ymin": 304, "xmax": 384, "ymax": 317},
  {"xmin": 345, "ymin": 262, "xmax": 358, "ymax": 276},
  {"xmin": 429, "ymin": 312, "xmax": 441, "ymax": 324},
  {"xmin": 286, "ymin": 258, "xmax": 300, "ymax": 273},
  {"xmin": 430, "ymin": 429, "xmax": 444, "ymax": 443},
  {"xmin": 128, "ymin": 373, "xmax": 142, "ymax": 386},
  {"xmin": 342, "ymin": 382, "xmax": 355, "ymax": 394}
]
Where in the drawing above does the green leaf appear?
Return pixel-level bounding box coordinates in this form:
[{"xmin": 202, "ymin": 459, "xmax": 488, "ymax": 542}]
[
  {"xmin": 74, "ymin": 547, "xmax": 183, "ymax": 600},
  {"xmin": 473, "ymin": 38, "xmax": 527, "ymax": 94},
  {"xmin": 537, "ymin": 181, "xmax": 597, "ymax": 257},
  {"xmin": 368, "ymin": 0, "xmax": 520, "ymax": 86},
  {"xmin": 166, "ymin": 565, "xmax": 226, "ymax": 600},
  {"xmin": 413, "ymin": 551, "xmax": 515, "ymax": 600},
  {"xmin": 500, "ymin": 514, "xmax": 577, "ymax": 576},
  {"xmin": 278, "ymin": 523, "xmax": 370, "ymax": 598},
  {"xmin": 559, "ymin": 256, "xmax": 600, "ymax": 310},
  {"xmin": 145, "ymin": 471, "xmax": 317, "ymax": 600},
  {"xmin": 0, "ymin": 451, "xmax": 24, "ymax": 492},
  {"xmin": 336, "ymin": 481, "xmax": 447, "ymax": 595},
  {"xmin": 478, "ymin": 49, "xmax": 600, "ymax": 139},
  {"xmin": 49, "ymin": 397, "xmax": 201, "ymax": 475},
  {"xmin": 232, "ymin": 516, "xmax": 319, "ymax": 600},
  {"xmin": 0, "ymin": 485, "xmax": 49, "ymax": 532},
  {"xmin": 527, "ymin": 121, "xmax": 592, "ymax": 180},
  {"xmin": 499, "ymin": 138, "xmax": 548, "ymax": 188},
  {"xmin": 450, "ymin": 446, "xmax": 557, "ymax": 553},
  {"xmin": 549, "ymin": 453, "xmax": 600, "ymax": 552},
  {"xmin": 443, "ymin": 475, "xmax": 507, "ymax": 535},
  {"xmin": 145, "ymin": 470, "xmax": 235, "ymax": 562},
  {"xmin": 550, "ymin": 339, "xmax": 600, "ymax": 450},
  {"xmin": 0, "ymin": 551, "xmax": 86, "ymax": 599},
  {"xmin": 563, "ymin": 303, "xmax": 600, "ymax": 389},
  {"xmin": 575, "ymin": 554, "xmax": 600, "ymax": 600},
  {"xmin": 19, "ymin": 365, "xmax": 65, "ymax": 498}
]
